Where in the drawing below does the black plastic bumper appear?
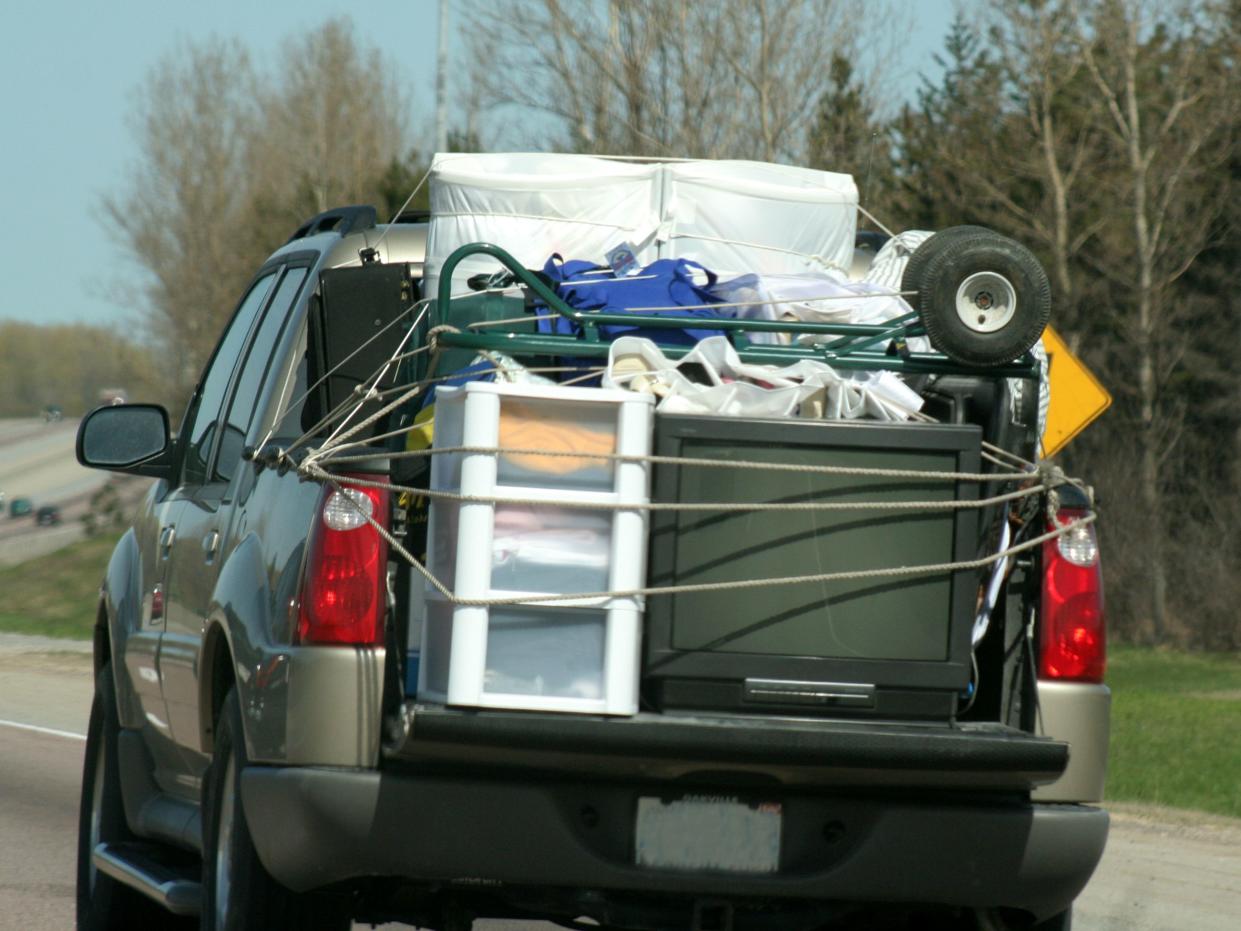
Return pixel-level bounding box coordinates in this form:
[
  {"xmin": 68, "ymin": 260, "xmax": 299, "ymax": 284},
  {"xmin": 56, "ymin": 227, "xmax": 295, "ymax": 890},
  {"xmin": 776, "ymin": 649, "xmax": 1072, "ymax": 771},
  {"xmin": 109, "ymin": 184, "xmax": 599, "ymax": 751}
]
[
  {"xmin": 388, "ymin": 704, "xmax": 1069, "ymax": 790},
  {"xmin": 241, "ymin": 765, "xmax": 1108, "ymax": 921}
]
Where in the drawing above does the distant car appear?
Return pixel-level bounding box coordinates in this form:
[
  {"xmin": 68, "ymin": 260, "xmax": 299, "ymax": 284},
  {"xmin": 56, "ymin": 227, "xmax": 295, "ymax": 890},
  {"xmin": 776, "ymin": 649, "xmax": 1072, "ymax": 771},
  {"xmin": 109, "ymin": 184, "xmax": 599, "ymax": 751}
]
[
  {"xmin": 98, "ymin": 388, "xmax": 128, "ymax": 406},
  {"xmin": 35, "ymin": 504, "xmax": 62, "ymax": 526},
  {"xmin": 9, "ymin": 497, "xmax": 32, "ymax": 518},
  {"xmin": 43, "ymin": 404, "xmax": 63, "ymax": 423}
]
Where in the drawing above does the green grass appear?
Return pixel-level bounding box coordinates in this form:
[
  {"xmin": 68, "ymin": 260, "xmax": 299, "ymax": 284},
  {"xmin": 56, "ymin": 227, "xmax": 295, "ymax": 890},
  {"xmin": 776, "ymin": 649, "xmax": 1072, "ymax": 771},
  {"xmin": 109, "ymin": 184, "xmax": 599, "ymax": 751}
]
[
  {"xmin": 0, "ymin": 534, "xmax": 117, "ymax": 639},
  {"xmin": 1107, "ymin": 646, "xmax": 1241, "ymax": 818}
]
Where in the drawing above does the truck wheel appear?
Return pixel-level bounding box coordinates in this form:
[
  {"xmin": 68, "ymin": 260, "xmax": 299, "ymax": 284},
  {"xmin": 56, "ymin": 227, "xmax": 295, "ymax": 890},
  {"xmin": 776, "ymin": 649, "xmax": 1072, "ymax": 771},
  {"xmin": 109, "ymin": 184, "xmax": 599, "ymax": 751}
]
[
  {"xmin": 914, "ymin": 232, "xmax": 1051, "ymax": 366},
  {"xmin": 202, "ymin": 688, "xmax": 351, "ymax": 931},
  {"xmin": 899, "ymin": 225, "xmax": 988, "ymax": 302},
  {"xmin": 76, "ymin": 663, "xmax": 176, "ymax": 929}
]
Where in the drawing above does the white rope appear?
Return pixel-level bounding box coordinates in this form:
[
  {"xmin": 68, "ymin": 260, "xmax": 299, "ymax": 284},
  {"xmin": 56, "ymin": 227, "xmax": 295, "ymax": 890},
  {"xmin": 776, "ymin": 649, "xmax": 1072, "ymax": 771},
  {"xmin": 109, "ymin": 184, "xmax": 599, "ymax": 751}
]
[
  {"xmin": 314, "ymin": 442, "xmax": 1029, "ymax": 484},
  {"xmin": 321, "ymin": 306, "xmax": 424, "ymax": 449},
  {"xmin": 303, "ymin": 463, "xmax": 1044, "ymax": 514},
  {"xmin": 270, "ymin": 298, "xmax": 432, "ymax": 455},
  {"xmin": 857, "ymin": 203, "xmax": 899, "ymax": 240},
  {"xmin": 370, "ymin": 165, "xmax": 434, "ymax": 257},
  {"xmin": 666, "ymin": 231, "xmax": 849, "ymax": 275},
  {"xmin": 468, "ymin": 314, "xmax": 559, "ymax": 330},
  {"xmin": 287, "ymin": 317, "xmax": 1086, "ymax": 614},
  {"xmin": 613, "ymin": 290, "xmax": 917, "ymax": 315},
  {"xmin": 592, "ymin": 154, "xmax": 696, "ymax": 162},
  {"xmin": 324, "ymin": 473, "xmax": 1093, "ymax": 608},
  {"xmin": 428, "ymin": 209, "xmax": 648, "ymax": 231},
  {"xmin": 300, "ymin": 357, "xmax": 621, "ymax": 465}
]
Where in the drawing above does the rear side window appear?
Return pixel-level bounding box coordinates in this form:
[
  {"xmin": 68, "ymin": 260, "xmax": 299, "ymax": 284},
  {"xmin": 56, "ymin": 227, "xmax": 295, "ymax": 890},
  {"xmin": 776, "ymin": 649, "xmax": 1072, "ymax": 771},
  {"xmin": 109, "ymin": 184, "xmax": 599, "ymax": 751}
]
[
  {"xmin": 181, "ymin": 271, "xmax": 278, "ymax": 486},
  {"xmin": 260, "ymin": 322, "xmax": 312, "ymax": 442},
  {"xmin": 214, "ymin": 267, "xmax": 309, "ymax": 482}
]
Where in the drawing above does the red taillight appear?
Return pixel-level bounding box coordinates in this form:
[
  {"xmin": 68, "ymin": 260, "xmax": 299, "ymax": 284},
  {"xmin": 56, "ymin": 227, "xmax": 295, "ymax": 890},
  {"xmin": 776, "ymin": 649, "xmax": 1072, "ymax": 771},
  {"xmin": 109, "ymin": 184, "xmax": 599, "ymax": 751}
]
[
  {"xmin": 297, "ymin": 476, "xmax": 390, "ymax": 645},
  {"xmin": 1040, "ymin": 508, "xmax": 1105, "ymax": 682}
]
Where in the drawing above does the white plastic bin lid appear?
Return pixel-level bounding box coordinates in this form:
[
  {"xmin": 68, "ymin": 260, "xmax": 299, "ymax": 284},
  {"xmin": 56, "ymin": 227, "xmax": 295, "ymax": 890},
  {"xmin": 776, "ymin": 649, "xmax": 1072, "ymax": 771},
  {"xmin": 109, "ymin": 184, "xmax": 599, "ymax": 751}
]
[
  {"xmin": 664, "ymin": 160, "xmax": 858, "ymax": 278},
  {"xmin": 425, "ymin": 153, "xmax": 662, "ymax": 298},
  {"xmin": 424, "ymin": 153, "xmax": 859, "ymax": 298}
]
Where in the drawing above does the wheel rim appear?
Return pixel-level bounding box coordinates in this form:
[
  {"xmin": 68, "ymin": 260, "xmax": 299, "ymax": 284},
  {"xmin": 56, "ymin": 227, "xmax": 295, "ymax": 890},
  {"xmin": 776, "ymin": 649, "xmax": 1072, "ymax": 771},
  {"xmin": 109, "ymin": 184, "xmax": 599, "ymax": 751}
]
[
  {"xmin": 214, "ymin": 756, "xmax": 236, "ymax": 927},
  {"xmin": 954, "ymin": 271, "xmax": 1017, "ymax": 333},
  {"xmin": 88, "ymin": 740, "xmax": 105, "ymax": 893}
]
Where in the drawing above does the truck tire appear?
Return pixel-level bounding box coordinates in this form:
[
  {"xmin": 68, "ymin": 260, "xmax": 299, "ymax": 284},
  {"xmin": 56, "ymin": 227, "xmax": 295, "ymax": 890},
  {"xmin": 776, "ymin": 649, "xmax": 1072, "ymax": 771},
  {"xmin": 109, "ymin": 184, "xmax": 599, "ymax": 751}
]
[
  {"xmin": 76, "ymin": 663, "xmax": 180, "ymax": 929},
  {"xmin": 978, "ymin": 906, "xmax": 1072, "ymax": 930},
  {"xmin": 913, "ymin": 232, "xmax": 1051, "ymax": 366},
  {"xmin": 899, "ymin": 225, "xmax": 988, "ymax": 302},
  {"xmin": 202, "ymin": 687, "xmax": 351, "ymax": 931}
]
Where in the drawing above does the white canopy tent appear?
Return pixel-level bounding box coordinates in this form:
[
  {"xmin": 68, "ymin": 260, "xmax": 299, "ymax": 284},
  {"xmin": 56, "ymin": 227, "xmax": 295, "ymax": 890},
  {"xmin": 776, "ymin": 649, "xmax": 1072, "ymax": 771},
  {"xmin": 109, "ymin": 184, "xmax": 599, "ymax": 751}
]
[{"xmin": 424, "ymin": 153, "xmax": 858, "ymax": 298}]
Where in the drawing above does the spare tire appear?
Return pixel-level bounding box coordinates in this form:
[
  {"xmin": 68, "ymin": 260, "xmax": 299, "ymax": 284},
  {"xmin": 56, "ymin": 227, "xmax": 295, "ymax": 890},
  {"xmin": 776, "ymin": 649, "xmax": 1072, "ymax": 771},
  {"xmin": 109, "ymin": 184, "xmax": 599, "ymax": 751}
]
[
  {"xmin": 913, "ymin": 231, "xmax": 1051, "ymax": 367},
  {"xmin": 899, "ymin": 225, "xmax": 988, "ymax": 301}
]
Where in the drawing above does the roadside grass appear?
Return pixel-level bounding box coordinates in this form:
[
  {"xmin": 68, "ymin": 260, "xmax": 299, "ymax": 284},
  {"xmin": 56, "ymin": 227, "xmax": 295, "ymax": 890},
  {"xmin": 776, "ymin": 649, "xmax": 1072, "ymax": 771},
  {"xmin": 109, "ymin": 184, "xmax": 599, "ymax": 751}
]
[
  {"xmin": 0, "ymin": 533, "xmax": 116, "ymax": 639},
  {"xmin": 1107, "ymin": 646, "xmax": 1241, "ymax": 818}
]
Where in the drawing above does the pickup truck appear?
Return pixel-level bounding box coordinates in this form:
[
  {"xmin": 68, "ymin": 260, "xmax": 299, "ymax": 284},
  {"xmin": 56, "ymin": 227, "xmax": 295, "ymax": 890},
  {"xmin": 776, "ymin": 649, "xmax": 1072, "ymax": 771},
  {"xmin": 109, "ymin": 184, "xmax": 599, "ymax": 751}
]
[{"xmin": 74, "ymin": 199, "xmax": 1108, "ymax": 931}]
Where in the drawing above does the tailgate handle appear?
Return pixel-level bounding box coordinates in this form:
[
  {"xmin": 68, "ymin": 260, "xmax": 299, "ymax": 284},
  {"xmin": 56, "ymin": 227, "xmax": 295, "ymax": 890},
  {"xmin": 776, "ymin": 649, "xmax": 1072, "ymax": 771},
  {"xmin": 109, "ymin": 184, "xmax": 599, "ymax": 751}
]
[{"xmin": 744, "ymin": 678, "xmax": 876, "ymax": 708}]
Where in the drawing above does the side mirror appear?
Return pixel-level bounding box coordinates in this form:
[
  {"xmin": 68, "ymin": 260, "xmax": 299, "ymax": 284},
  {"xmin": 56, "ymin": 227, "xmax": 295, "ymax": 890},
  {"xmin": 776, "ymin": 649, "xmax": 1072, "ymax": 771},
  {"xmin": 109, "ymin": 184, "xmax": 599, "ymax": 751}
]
[{"xmin": 77, "ymin": 404, "xmax": 174, "ymax": 479}]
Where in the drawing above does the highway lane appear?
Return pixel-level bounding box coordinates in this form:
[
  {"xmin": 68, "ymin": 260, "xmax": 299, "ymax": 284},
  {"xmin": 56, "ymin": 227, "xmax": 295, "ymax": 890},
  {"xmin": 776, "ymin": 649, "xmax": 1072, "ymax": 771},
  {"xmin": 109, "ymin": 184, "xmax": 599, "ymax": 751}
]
[
  {"xmin": 0, "ymin": 724, "xmax": 84, "ymax": 929},
  {"xmin": 3, "ymin": 643, "xmax": 1241, "ymax": 930},
  {"xmin": 0, "ymin": 644, "xmax": 91, "ymax": 930},
  {"xmin": 0, "ymin": 643, "xmax": 553, "ymax": 931},
  {"xmin": 0, "ymin": 418, "xmax": 149, "ymax": 565},
  {"xmin": 0, "ymin": 420, "xmax": 106, "ymax": 505}
]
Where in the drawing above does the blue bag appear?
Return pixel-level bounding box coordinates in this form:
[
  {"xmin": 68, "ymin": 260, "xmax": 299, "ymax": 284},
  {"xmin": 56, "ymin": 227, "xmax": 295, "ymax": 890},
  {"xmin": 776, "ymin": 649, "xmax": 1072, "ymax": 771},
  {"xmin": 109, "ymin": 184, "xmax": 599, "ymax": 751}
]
[{"xmin": 537, "ymin": 254, "xmax": 725, "ymax": 345}]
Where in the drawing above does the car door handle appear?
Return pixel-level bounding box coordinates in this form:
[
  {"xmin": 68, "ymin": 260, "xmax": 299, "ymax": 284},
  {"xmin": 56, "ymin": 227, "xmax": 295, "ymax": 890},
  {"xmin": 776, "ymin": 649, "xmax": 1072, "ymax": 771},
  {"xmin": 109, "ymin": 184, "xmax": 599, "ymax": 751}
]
[
  {"xmin": 158, "ymin": 525, "xmax": 176, "ymax": 560},
  {"xmin": 202, "ymin": 530, "xmax": 220, "ymax": 560}
]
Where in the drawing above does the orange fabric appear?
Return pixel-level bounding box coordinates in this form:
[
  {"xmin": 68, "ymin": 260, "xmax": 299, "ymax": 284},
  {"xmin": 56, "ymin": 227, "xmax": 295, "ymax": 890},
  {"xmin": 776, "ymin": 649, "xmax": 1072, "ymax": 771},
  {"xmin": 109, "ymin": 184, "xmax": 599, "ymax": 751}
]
[{"xmin": 498, "ymin": 400, "xmax": 615, "ymax": 474}]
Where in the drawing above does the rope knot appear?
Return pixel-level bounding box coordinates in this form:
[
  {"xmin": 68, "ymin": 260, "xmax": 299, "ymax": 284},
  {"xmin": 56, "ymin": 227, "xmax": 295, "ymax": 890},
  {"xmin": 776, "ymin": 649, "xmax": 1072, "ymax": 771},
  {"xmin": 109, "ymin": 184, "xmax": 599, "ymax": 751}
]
[
  {"xmin": 1037, "ymin": 460, "xmax": 1068, "ymax": 491},
  {"xmin": 427, "ymin": 323, "xmax": 461, "ymax": 354}
]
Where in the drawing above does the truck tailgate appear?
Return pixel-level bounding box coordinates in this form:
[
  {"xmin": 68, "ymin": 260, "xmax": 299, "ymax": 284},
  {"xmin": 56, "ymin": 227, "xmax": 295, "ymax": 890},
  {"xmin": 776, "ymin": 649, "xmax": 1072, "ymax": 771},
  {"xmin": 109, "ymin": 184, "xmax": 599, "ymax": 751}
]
[{"xmin": 387, "ymin": 704, "xmax": 1067, "ymax": 792}]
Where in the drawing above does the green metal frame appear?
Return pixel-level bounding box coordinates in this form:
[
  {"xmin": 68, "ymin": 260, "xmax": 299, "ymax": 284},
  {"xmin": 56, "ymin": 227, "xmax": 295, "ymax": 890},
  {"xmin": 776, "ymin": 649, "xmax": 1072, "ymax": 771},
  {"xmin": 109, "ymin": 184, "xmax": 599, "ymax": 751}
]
[{"xmin": 434, "ymin": 243, "xmax": 1040, "ymax": 378}]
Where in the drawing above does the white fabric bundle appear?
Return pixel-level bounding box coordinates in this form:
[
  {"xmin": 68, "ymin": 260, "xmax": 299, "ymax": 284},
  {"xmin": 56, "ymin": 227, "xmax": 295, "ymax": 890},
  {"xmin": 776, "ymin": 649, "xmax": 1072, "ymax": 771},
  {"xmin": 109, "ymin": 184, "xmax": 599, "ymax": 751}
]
[
  {"xmin": 709, "ymin": 271, "xmax": 917, "ymax": 347},
  {"xmin": 424, "ymin": 153, "xmax": 858, "ymax": 300},
  {"xmin": 603, "ymin": 336, "xmax": 922, "ymax": 421}
]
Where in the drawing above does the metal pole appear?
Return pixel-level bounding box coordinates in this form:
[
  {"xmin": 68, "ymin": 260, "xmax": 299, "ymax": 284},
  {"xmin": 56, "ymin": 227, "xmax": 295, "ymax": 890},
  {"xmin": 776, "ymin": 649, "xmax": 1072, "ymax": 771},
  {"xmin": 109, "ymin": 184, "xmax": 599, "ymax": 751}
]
[{"xmin": 434, "ymin": 0, "xmax": 449, "ymax": 155}]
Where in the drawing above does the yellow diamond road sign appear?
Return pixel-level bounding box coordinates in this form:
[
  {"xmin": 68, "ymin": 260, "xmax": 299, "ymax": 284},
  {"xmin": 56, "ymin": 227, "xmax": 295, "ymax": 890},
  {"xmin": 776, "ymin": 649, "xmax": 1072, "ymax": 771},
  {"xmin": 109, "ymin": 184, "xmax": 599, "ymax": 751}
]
[{"xmin": 1041, "ymin": 326, "xmax": 1112, "ymax": 457}]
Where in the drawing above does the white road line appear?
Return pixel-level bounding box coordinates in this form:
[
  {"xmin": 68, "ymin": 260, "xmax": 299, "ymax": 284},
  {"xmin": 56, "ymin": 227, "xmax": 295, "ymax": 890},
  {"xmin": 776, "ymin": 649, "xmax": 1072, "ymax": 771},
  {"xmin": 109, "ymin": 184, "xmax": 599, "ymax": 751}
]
[{"xmin": 0, "ymin": 718, "xmax": 87, "ymax": 741}]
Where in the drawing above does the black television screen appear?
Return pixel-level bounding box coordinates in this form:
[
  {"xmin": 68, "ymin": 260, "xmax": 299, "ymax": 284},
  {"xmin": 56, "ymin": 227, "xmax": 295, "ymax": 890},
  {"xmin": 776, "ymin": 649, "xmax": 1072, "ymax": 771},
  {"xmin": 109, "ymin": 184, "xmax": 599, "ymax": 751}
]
[{"xmin": 644, "ymin": 415, "xmax": 984, "ymax": 718}]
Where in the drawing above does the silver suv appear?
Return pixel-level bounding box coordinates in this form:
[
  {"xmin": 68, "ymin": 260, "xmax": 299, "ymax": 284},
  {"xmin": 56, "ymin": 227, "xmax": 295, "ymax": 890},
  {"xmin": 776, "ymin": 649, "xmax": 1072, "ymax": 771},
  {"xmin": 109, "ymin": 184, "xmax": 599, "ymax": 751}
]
[{"xmin": 75, "ymin": 205, "xmax": 1108, "ymax": 931}]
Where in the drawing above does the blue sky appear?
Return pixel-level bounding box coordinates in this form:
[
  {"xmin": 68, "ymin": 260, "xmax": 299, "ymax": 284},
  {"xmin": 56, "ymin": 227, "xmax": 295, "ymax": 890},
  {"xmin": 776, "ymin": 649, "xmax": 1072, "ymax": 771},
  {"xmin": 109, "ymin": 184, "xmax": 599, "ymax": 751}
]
[{"xmin": 0, "ymin": 0, "xmax": 957, "ymax": 330}]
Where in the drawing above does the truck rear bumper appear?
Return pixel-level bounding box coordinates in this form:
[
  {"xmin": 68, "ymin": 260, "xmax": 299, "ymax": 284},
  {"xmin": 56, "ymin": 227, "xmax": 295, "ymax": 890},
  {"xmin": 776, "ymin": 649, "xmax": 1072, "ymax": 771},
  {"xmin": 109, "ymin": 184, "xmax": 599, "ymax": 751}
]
[
  {"xmin": 241, "ymin": 765, "xmax": 1108, "ymax": 921},
  {"xmin": 386, "ymin": 704, "xmax": 1069, "ymax": 791}
]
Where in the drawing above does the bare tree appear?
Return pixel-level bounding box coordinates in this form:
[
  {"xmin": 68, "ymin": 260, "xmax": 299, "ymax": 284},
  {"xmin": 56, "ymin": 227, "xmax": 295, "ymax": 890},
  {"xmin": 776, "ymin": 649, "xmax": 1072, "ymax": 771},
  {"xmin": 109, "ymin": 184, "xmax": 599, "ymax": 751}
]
[
  {"xmin": 893, "ymin": 2, "xmax": 1104, "ymax": 323},
  {"xmin": 1076, "ymin": 0, "xmax": 1238, "ymax": 641},
  {"xmin": 462, "ymin": 0, "xmax": 872, "ymax": 162},
  {"xmin": 890, "ymin": 0, "xmax": 1239, "ymax": 645},
  {"xmin": 248, "ymin": 18, "xmax": 412, "ymax": 237},
  {"xmin": 102, "ymin": 38, "xmax": 259, "ymax": 392},
  {"xmin": 104, "ymin": 20, "xmax": 415, "ymax": 397}
]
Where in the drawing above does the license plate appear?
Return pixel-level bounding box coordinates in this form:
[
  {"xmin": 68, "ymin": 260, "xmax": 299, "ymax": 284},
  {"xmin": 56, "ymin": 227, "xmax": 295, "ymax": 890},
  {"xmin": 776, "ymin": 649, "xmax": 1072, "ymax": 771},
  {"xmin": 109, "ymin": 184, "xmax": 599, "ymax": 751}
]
[{"xmin": 634, "ymin": 796, "xmax": 782, "ymax": 873}]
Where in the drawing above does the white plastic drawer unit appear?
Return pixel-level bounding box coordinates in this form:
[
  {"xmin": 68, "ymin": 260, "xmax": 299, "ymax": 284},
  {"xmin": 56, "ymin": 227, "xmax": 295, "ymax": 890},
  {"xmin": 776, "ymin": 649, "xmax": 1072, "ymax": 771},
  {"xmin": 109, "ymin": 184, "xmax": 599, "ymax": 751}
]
[{"xmin": 415, "ymin": 381, "xmax": 655, "ymax": 715}]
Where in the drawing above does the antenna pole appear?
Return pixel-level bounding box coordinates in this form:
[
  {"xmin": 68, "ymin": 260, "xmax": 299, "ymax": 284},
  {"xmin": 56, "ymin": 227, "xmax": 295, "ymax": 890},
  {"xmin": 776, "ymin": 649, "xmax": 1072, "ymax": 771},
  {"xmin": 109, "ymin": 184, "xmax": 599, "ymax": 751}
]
[{"xmin": 434, "ymin": 0, "xmax": 449, "ymax": 155}]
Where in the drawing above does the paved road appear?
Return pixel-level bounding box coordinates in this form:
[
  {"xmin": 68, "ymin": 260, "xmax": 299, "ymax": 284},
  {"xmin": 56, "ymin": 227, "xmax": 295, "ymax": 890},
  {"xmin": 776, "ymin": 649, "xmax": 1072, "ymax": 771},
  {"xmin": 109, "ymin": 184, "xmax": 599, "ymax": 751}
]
[
  {"xmin": 0, "ymin": 419, "xmax": 106, "ymax": 511},
  {"xmin": 3, "ymin": 642, "xmax": 1241, "ymax": 930},
  {"xmin": 0, "ymin": 641, "xmax": 552, "ymax": 931}
]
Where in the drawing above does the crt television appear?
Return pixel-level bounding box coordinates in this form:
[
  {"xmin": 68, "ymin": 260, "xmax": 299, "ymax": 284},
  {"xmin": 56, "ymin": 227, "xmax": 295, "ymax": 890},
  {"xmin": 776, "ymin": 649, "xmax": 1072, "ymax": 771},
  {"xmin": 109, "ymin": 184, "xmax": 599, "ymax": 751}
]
[{"xmin": 644, "ymin": 414, "xmax": 984, "ymax": 720}]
